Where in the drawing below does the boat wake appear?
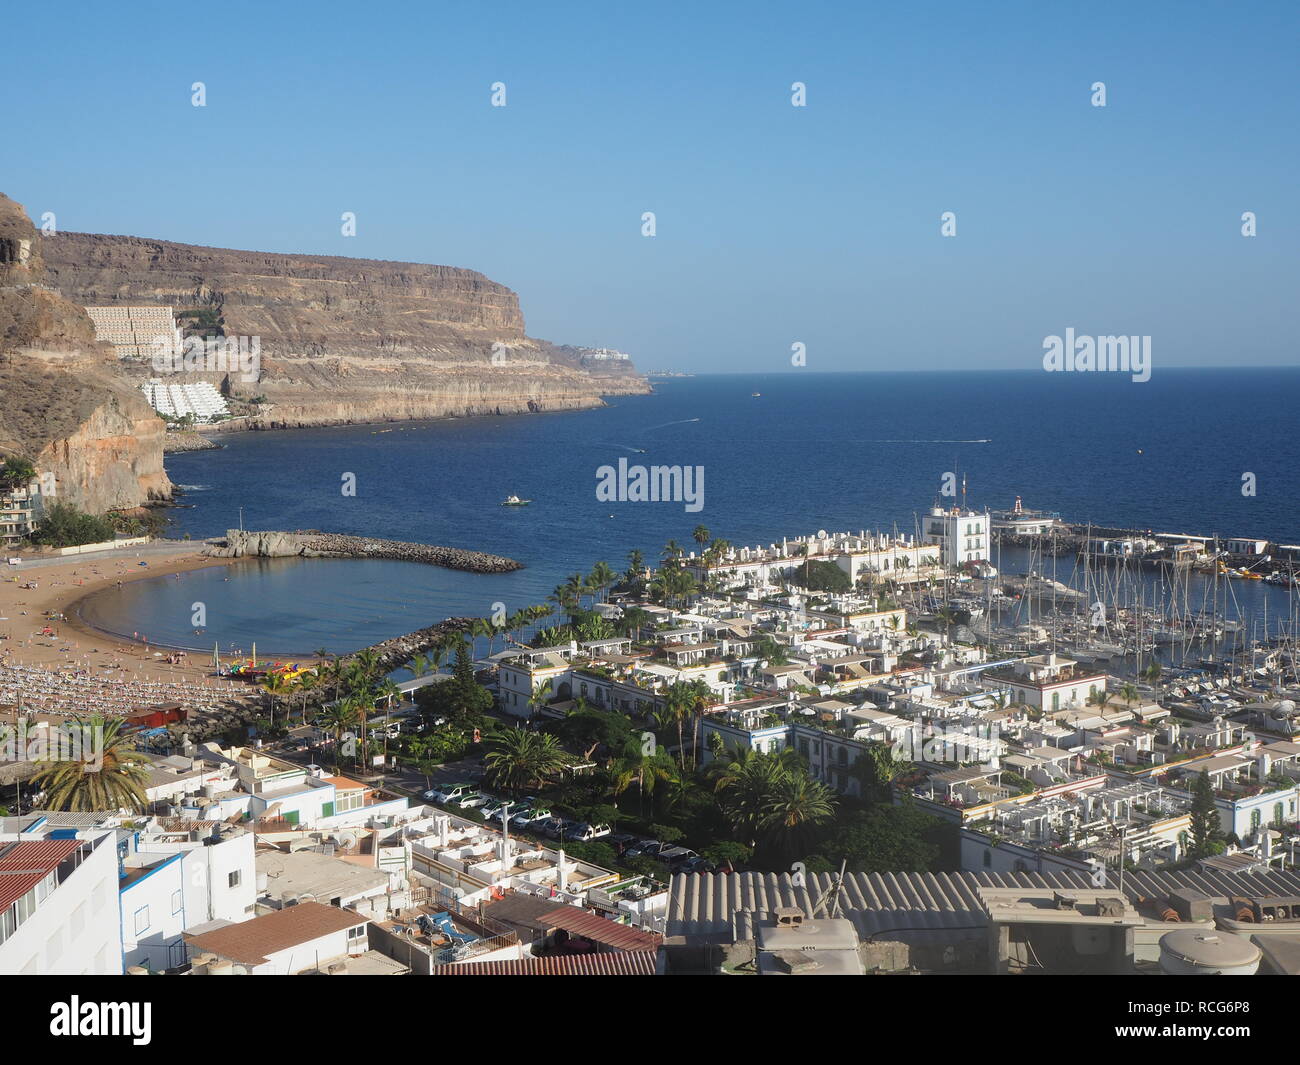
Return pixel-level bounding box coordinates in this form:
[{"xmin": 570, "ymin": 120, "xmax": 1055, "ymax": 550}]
[
  {"xmin": 642, "ymin": 418, "xmax": 701, "ymax": 432},
  {"xmin": 859, "ymin": 438, "xmax": 992, "ymax": 444}
]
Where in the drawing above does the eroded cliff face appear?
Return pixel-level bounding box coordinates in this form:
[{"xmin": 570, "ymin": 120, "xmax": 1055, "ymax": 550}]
[
  {"xmin": 0, "ymin": 194, "xmax": 171, "ymax": 512},
  {"xmin": 43, "ymin": 231, "xmax": 650, "ymax": 428}
]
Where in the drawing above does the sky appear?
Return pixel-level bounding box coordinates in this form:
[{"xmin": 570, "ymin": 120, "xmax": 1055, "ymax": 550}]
[{"xmin": 3, "ymin": 0, "xmax": 1297, "ymax": 372}]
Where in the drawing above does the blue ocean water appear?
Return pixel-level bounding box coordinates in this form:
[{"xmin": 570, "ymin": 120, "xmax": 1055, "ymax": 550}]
[{"xmin": 80, "ymin": 369, "xmax": 1300, "ymax": 654}]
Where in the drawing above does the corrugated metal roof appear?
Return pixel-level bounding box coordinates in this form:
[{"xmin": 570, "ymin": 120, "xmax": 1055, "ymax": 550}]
[
  {"xmin": 0, "ymin": 870, "xmax": 49, "ymax": 912},
  {"xmin": 546, "ymin": 907, "xmax": 661, "ymax": 952},
  {"xmin": 0, "ymin": 838, "xmax": 81, "ymax": 871},
  {"xmin": 1122, "ymin": 866, "xmax": 1300, "ymax": 902},
  {"xmin": 430, "ymin": 951, "xmax": 657, "ymax": 976},
  {"xmin": 669, "ymin": 866, "xmax": 1300, "ymax": 943}
]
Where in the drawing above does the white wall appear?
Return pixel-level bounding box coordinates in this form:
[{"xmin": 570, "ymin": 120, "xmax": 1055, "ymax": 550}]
[
  {"xmin": 0, "ymin": 833, "xmax": 123, "ymax": 976},
  {"xmin": 120, "ymin": 853, "xmax": 187, "ymax": 972}
]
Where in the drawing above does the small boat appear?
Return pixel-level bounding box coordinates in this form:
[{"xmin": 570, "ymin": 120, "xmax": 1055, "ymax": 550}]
[
  {"xmin": 751, "ymin": 392, "xmax": 762, "ymax": 397},
  {"xmin": 501, "ymin": 495, "xmax": 532, "ymax": 507}
]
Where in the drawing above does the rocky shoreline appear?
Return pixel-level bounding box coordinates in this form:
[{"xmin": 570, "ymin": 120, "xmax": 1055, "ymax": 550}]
[
  {"xmin": 203, "ymin": 529, "xmax": 522, "ymax": 573},
  {"xmin": 163, "ymin": 429, "xmax": 223, "ymax": 453}
]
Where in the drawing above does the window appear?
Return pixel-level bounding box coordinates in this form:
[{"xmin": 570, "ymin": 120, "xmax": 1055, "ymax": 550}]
[
  {"xmin": 983, "ymin": 850, "xmax": 992, "ymax": 868},
  {"xmin": 228, "ymin": 870, "xmax": 241, "ymax": 889},
  {"xmin": 1250, "ymin": 809, "xmax": 1262, "ymax": 832},
  {"xmin": 347, "ymin": 925, "xmax": 366, "ymax": 942},
  {"xmin": 133, "ymin": 905, "xmax": 150, "ymax": 935},
  {"xmin": 171, "ymin": 889, "xmax": 183, "ymax": 915}
]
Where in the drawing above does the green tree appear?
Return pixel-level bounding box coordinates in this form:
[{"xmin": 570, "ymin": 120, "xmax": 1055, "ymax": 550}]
[
  {"xmin": 625, "ymin": 549, "xmax": 645, "ymax": 582},
  {"xmin": 32, "ymin": 717, "xmax": 150, "ymax": 813},
  {"xmin": 0, "ymin": 455, "xmax": 36, "ymax": 493},
  {"xmin": 793, "ymin": 559, "xmax": 851, "ymax": 594},
  {"xmin": 29, "ymin": 502, "xmax": 115, "ymax": 548},
  {"xmin": 1188, "ymin": 770, "xmax": 1224, "ymax": 857},
  {"xmin": 483, "ymin": 729, "xmax": 567, "ymax": 793},
  {"xmin": 813, "ymin": 801, "xmax": 946, "ymax": 874}
]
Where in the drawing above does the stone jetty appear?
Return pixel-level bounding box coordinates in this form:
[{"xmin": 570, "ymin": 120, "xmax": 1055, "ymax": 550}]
[
  {"xmin": 342, "ymin": 617, "xmax": 477, "ymax": 676},
  {"xmin": 204, "ymin": 529, "xmax": 522, "ymax": 573}
]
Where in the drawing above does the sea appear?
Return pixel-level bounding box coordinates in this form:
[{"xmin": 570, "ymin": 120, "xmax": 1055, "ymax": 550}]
[{"xmin": 76, "ymin": 368, "xmax": 1300, "ymax": 656}]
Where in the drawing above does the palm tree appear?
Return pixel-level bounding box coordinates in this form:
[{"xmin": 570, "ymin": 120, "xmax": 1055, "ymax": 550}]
[
  {"xmin": 762, "ymin": 772, "xmax": 836, "ymax": 856},
  {"xmin": 404, "ymin": 653, "xmax": 432, "ymax": 681},
  {"xmin": 295, "ymin": 671, "xmax": 318, "ymax": 724},
  {"xmin": 656, "ymin": 683, "xmax": 697, "ymax": 771},
  {"xmin": 528, "ymin": 680, "xmax": 554, "ymax": 719},
  {"xmin": 662, "ymin": 540, "xmax": 684, "ymax": 565},
  {"xmin": 715, "ymin": 752, "xmax": 788, "ymax": 848},
  {"xmin": 0, "ymin": 455, "xmax": 37, "ymax": 494},
  {"xmin": 1119, "ymin": 682, "xmax": 1140, "ymax": 706},
  {"xmin": 261, "ymin": 672, "xmax": 291, "ymax": 726},
  {"xmin": 352, "ymin": 648, "xmax": 384, "ymax": 687},
  {"xmin": 588, "ymin": 561, "xmax": 617, "ymax": 603},
  {"xmin": 483, "ymin": 729, "xmax": 567, "ymax": 793},
  {"xmin": 626, "ymin": 549, "xmax": 645, "ymax": 582},
  {"xmin": 686, "ymin": 677, "xmax": 714, "ymax": 770},
  {"xmin": 692, "ymin": 525, "xmax": 711, "ymax": 549},
  {"xmin": 323, "ymin": 654, "xmax": 347, "ymax": 703},
  {"xmin": 32, "ymin": 717, "xmax": 150, "ymax": 813},
  {"xmin": 609, "ymin": 749, "xmax": 677, "ymax": 817},
  {"xmin": 318, "ymin": 702, "xmax": 359, "ymax": 772}
]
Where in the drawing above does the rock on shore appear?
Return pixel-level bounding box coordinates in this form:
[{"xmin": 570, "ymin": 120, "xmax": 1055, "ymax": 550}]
[
  {"xmin": 163, "ymin": 430, "xmax": 223, "ymax": 453},
  {"xmin": 204, "ymin": 529, "xmax": 521, "ymax": 573}
]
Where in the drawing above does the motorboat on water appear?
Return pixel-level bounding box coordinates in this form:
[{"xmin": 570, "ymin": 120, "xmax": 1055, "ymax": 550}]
[{"xmin": 501, "ymin": 494, "xmax": 532, "ymax": 507}]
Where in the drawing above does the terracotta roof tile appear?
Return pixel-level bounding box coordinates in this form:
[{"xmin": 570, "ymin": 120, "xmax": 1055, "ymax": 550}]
[
  {"xmin": 184, "ymin": 901, "xmax": 366, "ymax": 966},
  {"xmin": 430, "ymin": 951, "xmax": 657, "ymax": 976}
]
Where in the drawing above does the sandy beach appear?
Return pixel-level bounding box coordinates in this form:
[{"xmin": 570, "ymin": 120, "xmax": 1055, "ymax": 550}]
[{"xmin": 0, "ymin": 545, "xmax": 239, "ymax": 686}]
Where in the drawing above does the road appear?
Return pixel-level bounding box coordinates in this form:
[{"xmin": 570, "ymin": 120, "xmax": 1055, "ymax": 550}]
[{"xmin": 4, "ymin": 539, "xmax": 203, "ymax": 571}]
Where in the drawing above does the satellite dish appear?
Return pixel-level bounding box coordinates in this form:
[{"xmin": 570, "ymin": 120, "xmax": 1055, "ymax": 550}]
[{"xmin": 335, "ymin": 832, "xmax": 359, "ymax": 850}]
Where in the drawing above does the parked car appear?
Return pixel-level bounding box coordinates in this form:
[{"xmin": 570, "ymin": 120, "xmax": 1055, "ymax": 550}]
[
  {"xmin": 607, "ymin": 832, "xmax": 638, "ymax": 853},
  {"xmin": 513, "ymin": 806, "xmax": 550, "ymax": 829},
  {"xmin": 676, "ymin": 855, "xmax": 717, "ymax": 874},
  {"xmin": 659, "ymin": 846, "xmax": 699, "ymax": 865},
  {"xmin": 546, "ymin": 819, "xmax": 584, "ymax": 840},
  {"xmin": 533, "ymin": 816, "xmax": 566, "ymax": 837},
  {"xmin": 569, "ymin": 822, "xmax": 612, "ymax": 842},
  {"xmin": 424, "ymin": 783, "xmax": 476, "ymax": 804},
  {"xmin": 624, "ymin": 839, "xmax": 664, "ymax": 859},
  {"xmin": 454, "ymin": 792, "xmax": 491, "ymax": 809}
]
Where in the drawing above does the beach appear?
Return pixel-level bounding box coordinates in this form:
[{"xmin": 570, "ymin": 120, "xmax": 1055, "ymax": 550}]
[{"xmin": 0, "ymin": 544, "xmax": 237, "ymax": 688}]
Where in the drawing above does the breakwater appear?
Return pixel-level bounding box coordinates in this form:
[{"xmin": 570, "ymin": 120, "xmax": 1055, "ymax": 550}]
[
  {"xmin": 343, "ymin": 617, "xmax": 477, "ymax": 675},
  {"xmin": 203, "ymin": 529, "xmax": 522, "ymax": 573}
]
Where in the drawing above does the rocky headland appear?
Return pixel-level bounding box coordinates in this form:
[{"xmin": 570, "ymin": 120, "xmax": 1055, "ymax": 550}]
[{"xmin": 204, "ymin": 529, "xmax": 522, "ymax": 573}]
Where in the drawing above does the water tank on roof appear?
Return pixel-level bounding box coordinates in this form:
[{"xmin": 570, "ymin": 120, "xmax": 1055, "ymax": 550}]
[{"xmin": 1159, "ymin": 931, "xmax": 1260, "ymax": 975}]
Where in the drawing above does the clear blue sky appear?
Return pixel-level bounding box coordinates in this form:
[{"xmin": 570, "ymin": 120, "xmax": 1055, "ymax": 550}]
[{"xmin": 4, "ymin": 0, "xmax": 1297, "ymax": 371}]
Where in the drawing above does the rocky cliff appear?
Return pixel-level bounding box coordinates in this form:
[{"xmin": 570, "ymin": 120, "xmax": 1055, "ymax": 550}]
[
  {"xmin": 0, "ymin": 194, "xmax": 171, "ymax": 512},
  {"xmin": 43, "ymin": 232, "xmax": 650, "ymax": 428}
]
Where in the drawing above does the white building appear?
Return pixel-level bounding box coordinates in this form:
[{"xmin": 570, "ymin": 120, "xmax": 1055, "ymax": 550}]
[
  {"xmin": 0, "ymin": 831, "xmax": 123, "ymax": 975},
  {"xmin": 183, "ymin": 900, "xmax": 370, "ymax": 975},
  {"xmin": 923, "ymin": 506, "xmax": 990, "ymax": 567},
  {"xmin": 985, "ymin": 654, "xmax": 1107, "ymax": 714},
  {"xmin": 85, "ymin": 305, "xmax": 183, "ymax": 361}
]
